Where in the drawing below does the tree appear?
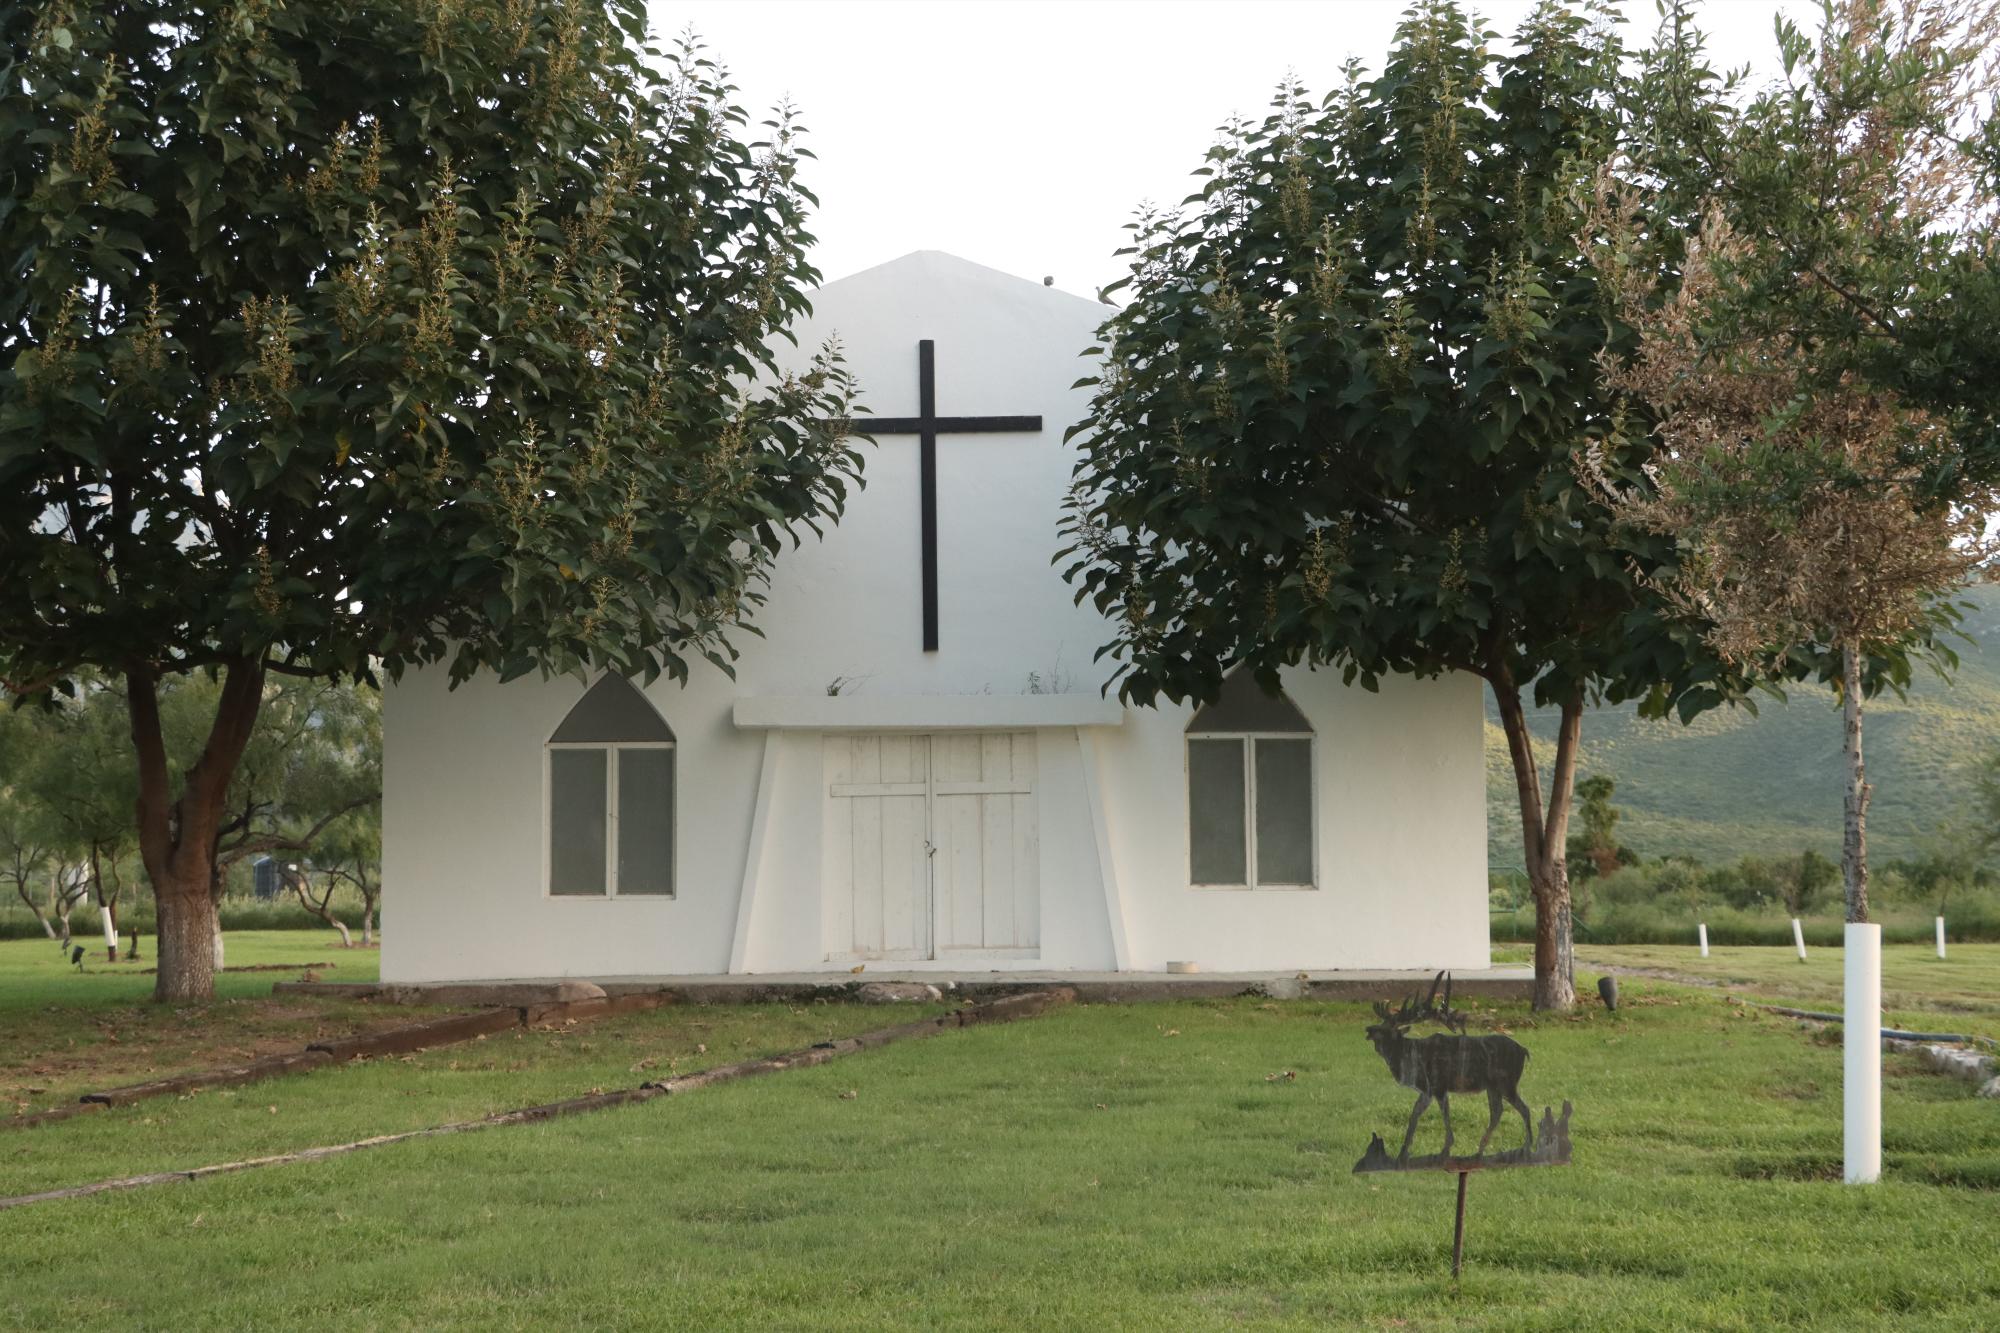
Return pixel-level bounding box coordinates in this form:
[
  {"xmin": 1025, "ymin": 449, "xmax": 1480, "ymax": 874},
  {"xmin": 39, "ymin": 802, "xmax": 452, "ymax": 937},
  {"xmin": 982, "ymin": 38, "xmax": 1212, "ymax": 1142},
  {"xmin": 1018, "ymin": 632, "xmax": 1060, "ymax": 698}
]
[
  {"xmin": 312, "ymin": 807, "xmax": 382, "ymax": 946},
  {"xmin": 1, "ymin": 3, "xmax": 860, "ymax": 999},
  {"xmin": 282, "ymin": 860, "xmax": 352, "ymax": 948},
  {"xmin": 1590, "ymin": 0, "xmax": 2000, "ymax": 928},
  {"xmin": 1770, "ymin": 849, "xmax": 1838, "ymax": 917},
  {"xmin": 1565, "ymin": 774, "xmax": 1636, "ymax": 919},
  {"xmin": 1061, "ymin": 1, "xmax": 1743, "ymax": 1009},
  {"xmin": 166, "ymin": 675, "xmax": 380, "ymax": 967},
  {"xmin": 16, "ymin": 681, "xmax": 145, "ymax": 959},
  {"xmin": 0, "ymin": 705, "xmax": 59, "ymax": 938}
]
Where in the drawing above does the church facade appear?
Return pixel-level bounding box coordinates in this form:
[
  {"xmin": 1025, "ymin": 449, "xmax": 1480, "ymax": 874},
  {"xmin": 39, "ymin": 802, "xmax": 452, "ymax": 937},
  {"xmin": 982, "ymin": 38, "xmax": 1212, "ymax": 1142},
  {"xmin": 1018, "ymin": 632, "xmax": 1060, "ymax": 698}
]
[{"xmin": 380, "ymin": 252, "xmax": 1489, "ymax": 982}]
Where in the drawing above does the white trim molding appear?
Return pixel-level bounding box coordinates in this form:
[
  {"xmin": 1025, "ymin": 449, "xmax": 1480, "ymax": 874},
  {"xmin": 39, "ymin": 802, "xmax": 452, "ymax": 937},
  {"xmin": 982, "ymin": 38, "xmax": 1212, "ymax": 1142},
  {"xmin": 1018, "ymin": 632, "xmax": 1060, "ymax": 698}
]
[
  {"xmin": 728, "ymin": 732, "xmax": 782, "ymax": 973},
  {"xmin": 1078, "ymin": 727, "xmax": 1132, "ymax": 971},
  {"xmin": 733, "ymin": 694, "xmax": 1124, "ymax": 732}
]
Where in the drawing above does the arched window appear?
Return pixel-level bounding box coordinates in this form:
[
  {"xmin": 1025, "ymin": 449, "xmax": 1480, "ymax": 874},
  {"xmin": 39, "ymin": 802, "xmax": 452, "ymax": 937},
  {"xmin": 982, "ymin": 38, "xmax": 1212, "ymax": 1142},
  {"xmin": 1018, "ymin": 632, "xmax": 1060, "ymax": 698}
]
[
  {"xmin": 546, "ymin": 675, "xmax": 676, "ymax": 898},
  {"xmin": 1186, "ymin": 671, "xmax": 1315, "ymax": 890}
]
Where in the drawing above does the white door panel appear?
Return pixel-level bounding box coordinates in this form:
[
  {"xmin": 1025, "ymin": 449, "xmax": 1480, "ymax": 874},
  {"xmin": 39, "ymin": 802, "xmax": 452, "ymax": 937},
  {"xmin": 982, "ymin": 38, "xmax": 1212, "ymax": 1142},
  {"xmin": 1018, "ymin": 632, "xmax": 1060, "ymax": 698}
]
[{"xmin": 823, "ymin": 732, "xmax": 1038, "ymax": 960}]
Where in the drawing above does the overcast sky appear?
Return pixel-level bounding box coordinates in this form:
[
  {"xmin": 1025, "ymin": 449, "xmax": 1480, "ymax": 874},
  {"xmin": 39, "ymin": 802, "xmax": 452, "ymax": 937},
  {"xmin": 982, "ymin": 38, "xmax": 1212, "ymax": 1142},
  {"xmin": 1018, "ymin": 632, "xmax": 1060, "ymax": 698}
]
[{"xmin": 653, "ymin": 0, "xmax": 1820, "ymax": 301}]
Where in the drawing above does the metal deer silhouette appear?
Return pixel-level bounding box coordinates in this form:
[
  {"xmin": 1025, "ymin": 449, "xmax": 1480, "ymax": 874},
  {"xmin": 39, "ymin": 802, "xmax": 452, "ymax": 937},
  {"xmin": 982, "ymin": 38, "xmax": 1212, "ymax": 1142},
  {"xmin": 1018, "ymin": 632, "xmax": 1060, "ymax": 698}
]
[{"xmin": 1365, "ymin": 972, "xmax": 1532, "ymax": 1161}]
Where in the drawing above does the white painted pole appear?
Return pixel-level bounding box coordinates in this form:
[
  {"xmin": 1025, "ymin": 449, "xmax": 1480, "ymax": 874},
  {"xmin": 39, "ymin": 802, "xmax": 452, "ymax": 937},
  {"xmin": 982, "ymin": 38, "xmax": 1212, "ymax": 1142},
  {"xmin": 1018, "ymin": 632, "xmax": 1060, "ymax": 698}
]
[
  {"xmin": 1844, "ymin": 922, "xmax": 1882, "ymax": 1184},
  {"xmin": 1792, "ymin": 918, "xmax": 1807, "ymax": 962},
  {"xmin": 1697, "ymin": 922, "xmax": 1709, "ymax": 959},
  {"xmin": 1936, "ymin": 916, "xmax": 1946, "ymax": 961}
]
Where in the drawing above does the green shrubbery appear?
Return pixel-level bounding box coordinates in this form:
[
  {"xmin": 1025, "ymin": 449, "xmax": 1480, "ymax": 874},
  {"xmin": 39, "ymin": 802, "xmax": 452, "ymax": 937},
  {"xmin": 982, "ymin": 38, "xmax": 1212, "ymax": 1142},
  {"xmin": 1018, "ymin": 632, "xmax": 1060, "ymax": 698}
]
[
  {"xmin": 0, "ymin": 889, "xmax": 373, "ymax": 943},
  {"xmin": 1492, "ymin": 853, "xmax": 2000, "ymax": 945}
]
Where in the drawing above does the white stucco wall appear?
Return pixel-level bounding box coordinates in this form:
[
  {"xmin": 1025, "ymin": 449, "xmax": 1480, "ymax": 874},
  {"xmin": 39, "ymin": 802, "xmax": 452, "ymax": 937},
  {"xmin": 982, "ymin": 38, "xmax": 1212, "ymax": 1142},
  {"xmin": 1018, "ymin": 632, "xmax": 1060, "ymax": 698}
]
[
  {"xmin": 1090, "ymin": 667, "xmax": 1490, "ymax": 973},
  {"xmin": 381, "ymin": 252, "xmax": 1488, "ymax": 982}
]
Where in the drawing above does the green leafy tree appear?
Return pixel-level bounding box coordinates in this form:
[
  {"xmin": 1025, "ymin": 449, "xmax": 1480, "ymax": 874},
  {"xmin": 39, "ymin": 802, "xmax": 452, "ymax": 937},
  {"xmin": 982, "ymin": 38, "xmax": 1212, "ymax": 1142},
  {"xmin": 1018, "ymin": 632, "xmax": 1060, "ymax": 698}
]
[
  {"xmin": 1768, "ymin": 849, "xmax": 1838, "ymax": 916},
  {"xmin": 1061, "ymin": 2, "xmax": 1743, "ymax": 1009},
  {"xmin": 1565, "ymin": 774, "xmax": 1636, "ymax": 896},
  {"xmin": 310, "ymin": 805, "xmax": 383, "ymax": 946},
  {"xmin": 1592, "ymin": 0, "xmax": 2000, "ymax": 927},
  {"xmin": 13, "ymin": 682, "xmax": 145, "ymax": 958},
  {"xmin": 0, "ymin": 706, "xmax": 61, "ymax": 938},
  {"xmin": 1, "ymin": 2, "xmax": 860, "ymax": 998}
]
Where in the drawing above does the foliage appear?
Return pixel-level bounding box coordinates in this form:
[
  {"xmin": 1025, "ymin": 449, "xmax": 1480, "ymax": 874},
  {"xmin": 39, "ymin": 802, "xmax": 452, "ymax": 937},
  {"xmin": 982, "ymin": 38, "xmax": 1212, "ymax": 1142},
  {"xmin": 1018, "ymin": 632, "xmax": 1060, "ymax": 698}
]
[
  {"xmin": 1484, "ymin": 588, "xmax": 2000, "ymax": 869},
  {"xmin": 1, "ymin": 674, "xmax": 381, "ymax": 954},
  {"xmin": 0, "ymin": 1, "xmax": 859, "ymax": 997},
  {"xmin": 1566, "ymin": 774, "xmax": 1638, "ymax": 881},
  {"xmin": 1492, "ymin": 842, "xmax": 2000, "ymax": 946},
  {"xmin": 182, "ymin": 675, "xmax": 379, "ymax": 894},
  {"xmin": 1591, "ymin": 0, "xmax": 2000, "ymax": 924},
  {"xmin": 2, "ymin": 681, "xmax": 144, "ymax": 952},
  {"xmin": 1060, "ymin": 0, "xmax": 1755, "ymax": 1009}
]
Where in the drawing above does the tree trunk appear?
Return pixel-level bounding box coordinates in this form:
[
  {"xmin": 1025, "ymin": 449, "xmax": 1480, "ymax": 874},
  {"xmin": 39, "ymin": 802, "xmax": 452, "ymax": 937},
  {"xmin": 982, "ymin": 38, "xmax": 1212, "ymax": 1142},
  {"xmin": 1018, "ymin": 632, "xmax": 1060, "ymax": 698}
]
[
  {"xmin": 361, "ymin": 897, "xmax": 375, "ymax": 947},
  {"xmin": 213, "ymin": 919, "xmax": 226, "ymax": 973},
  {"xmin": 127, "ymin": 657, "xmax": 267, "ymax": 1003},
  {"xmin": 1840, "ymin": 639, "xmax": 1870, "ymax": 924},
  {"xmin": 155, "ymin": 877, "xmax": 219, "ymax": 1000},
  {"xmin": 100, "ymin": 896, "xmax": 119, "ymax": 962},
  {"xmin": 15, "ymin": 882, "xmax": 55, "ymax": 939},
  {"xmin": 1490, "ymin": 672, "xmax": 1584, "ymax": 1012},
  {"xmin": 289, "ymin": 871, "xmax": 353, "ymax": 947}
]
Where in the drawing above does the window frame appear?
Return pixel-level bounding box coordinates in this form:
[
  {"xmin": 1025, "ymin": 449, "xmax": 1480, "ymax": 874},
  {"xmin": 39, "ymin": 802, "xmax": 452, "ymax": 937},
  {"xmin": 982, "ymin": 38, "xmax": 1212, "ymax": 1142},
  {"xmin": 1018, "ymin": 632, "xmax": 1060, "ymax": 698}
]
[
  {"xmin": 543, "ymin": 739, "xmax": 677, "ymax": 900},
  {"xmin": 1184, "ymin": 731, "xmax": 1318, "ymax": 892}
]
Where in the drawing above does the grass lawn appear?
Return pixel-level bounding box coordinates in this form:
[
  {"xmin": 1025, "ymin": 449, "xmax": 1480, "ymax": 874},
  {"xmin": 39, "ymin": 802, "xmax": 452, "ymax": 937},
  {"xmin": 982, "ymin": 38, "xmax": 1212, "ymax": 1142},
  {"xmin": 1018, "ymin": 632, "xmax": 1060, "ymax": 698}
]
[
  {"xmin": 1, "ymin": 956, "xmax": 1995, "ymax": 1329},
  {"xmin": 2, "ymin": 930, "xmax": 394, "ymax": 1112},
  {"xmin": 1565, "ymin": 942, "xmax": 2000, "ymax": 1033}
]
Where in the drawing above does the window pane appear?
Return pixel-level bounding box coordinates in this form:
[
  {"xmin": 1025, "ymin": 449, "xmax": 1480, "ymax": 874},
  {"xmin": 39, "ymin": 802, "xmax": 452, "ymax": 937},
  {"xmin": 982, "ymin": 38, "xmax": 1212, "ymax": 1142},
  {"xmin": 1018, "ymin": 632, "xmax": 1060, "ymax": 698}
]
[
  {"xmin": 617, "ymin": 748, "xmax": 675, "ymax": 897},
  {"xmin": 1188, "ymin": 738, "xmax": 1247, "ymax": 885},
  {"xmin": 1255, "ymin": 739, "xmax": 1314, "ymax": 885},
  {"xmin": 549, "ymin": 749, "xmax": 608, "ymax": 896}
]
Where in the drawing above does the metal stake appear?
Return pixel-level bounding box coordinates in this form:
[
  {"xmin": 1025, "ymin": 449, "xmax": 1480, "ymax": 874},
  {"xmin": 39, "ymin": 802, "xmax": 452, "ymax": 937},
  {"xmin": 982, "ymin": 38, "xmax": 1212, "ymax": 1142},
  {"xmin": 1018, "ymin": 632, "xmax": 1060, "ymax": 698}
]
[{"xmin": 1451, "ymin": 1171, "xmax": 1469, "ymax": 1279}]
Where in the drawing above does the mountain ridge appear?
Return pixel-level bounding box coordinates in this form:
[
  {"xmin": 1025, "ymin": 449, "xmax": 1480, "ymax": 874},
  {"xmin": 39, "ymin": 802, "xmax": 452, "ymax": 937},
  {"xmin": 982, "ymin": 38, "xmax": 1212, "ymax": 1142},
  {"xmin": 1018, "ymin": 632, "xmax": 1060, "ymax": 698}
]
[{"xmin": 1485, "ymin": 585, "xmax": 2000, "ymax": 869}]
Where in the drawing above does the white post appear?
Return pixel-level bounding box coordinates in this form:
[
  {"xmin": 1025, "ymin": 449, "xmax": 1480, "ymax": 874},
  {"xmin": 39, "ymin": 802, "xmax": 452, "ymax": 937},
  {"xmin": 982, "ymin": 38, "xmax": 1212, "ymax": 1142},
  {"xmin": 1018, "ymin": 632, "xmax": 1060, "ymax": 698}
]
[
  {"xmin": 1844, "ymin": 922, "xmax": 1882, "ymax": 1184},
  {"xmin": 1792, "ymin": 918, "xmax": 1807, "ymax": 962},
  {"xmin": 1697, "ymin": 922, "xmax": 1709, "ymax": 959},
  {"xmin": 100, "ymin": 905, "xmax": 118, "ymax": 957},
  {"xmin": 1935, "ymin": 916, "xmax": 1946, "ymax": 961}
]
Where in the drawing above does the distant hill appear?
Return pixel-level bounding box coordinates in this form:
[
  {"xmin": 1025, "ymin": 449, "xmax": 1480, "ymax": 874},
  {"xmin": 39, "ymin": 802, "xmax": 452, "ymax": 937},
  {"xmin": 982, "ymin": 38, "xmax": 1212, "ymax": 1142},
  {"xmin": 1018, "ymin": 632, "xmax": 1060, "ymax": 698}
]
[{"xmin": 1485, "ymin": 586, "xmax": 2000, "ymax": 869}]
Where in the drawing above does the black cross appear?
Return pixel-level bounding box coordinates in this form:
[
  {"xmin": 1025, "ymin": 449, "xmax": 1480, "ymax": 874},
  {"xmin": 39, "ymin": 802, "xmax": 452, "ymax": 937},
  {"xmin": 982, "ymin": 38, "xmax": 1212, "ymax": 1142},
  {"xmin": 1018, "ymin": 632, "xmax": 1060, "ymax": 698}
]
[{"xmin": 855, "ymin": 340, "xmax": 1042, "ymax": 652}]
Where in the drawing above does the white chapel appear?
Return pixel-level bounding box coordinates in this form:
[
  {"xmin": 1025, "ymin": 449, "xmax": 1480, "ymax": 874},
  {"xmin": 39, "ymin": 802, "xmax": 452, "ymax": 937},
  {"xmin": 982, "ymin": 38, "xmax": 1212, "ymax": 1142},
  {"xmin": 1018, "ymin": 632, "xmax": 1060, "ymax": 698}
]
[{"xmin": 380, "ymin": 252, "xmax": 1490, "ymax": 982}]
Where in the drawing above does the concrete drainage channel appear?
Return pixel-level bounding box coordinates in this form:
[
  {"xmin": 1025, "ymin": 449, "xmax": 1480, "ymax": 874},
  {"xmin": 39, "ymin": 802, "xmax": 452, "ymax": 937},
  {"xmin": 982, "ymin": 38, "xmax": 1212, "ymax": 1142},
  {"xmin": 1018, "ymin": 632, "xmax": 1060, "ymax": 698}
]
[
  {"xmin": 1748, "ymin": 1002, "xmax": 2000, "ymax": 1098},
  {"xmin": 0, "ymin": 990, "xmax": 1074, "ymax": 1211}
]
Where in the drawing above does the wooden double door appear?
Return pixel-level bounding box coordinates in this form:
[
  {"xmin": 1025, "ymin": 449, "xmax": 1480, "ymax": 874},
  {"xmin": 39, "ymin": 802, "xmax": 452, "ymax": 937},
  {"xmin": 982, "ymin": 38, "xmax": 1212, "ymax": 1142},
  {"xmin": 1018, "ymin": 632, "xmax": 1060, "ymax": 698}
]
[{"xmin": 823, "ymin": 732, "xmax": 1040, "ymax": 961}]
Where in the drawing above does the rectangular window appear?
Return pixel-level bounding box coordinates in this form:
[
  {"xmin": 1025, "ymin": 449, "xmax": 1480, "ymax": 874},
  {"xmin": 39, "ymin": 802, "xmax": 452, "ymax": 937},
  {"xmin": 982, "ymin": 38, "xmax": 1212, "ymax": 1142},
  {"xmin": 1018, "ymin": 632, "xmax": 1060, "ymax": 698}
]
[
  {"xmin": 1188, "ymin": 738, "xmax": 1248, "ymax": 885},
  {"xmin": 616, "ymin": 747, "xmax": 675, "ymax": 896},
  {"xmin": 1187, "ymin": 736, "xmax": 1315, "ymax": 889},
  {"xmin": 549, "ymin": 748, "xmax": 609, "ymax": 896},
  {"xmin": 547, "ymin": 744, "xmax": 675, "ymax": 897},
  {"xmin": 1254, "ymin": 738, "xmax": 1314, "ymax": 886}
]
